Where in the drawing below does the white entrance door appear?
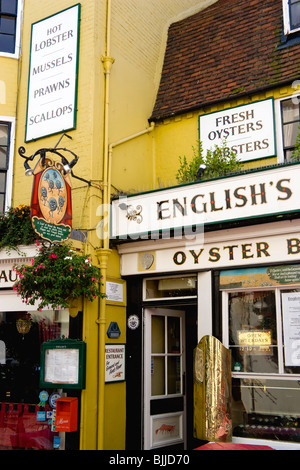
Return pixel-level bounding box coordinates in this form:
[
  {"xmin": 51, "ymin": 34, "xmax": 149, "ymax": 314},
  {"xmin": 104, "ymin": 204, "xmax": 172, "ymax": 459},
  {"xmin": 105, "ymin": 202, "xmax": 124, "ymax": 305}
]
[{"xmin": 144, "ymin": 308, "xmax": 186, "ymax": 450}]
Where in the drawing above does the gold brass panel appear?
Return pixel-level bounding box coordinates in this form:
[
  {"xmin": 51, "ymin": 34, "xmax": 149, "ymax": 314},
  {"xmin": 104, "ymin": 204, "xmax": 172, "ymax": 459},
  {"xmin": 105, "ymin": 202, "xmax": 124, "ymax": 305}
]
[{"xmin": 194, "ymin": 336, "xmax": 232, "ymax": 442}]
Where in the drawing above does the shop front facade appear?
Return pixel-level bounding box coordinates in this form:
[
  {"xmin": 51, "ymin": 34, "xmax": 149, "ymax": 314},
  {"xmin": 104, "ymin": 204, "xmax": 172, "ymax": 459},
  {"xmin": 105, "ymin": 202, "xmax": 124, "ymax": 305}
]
[
  {"xmin": 114, "ymin": 165, "xmax": 300, "ymax": 450},
  {"xmin": 110, "ymin": 0, "xmax": 300, "ymax": 450}
]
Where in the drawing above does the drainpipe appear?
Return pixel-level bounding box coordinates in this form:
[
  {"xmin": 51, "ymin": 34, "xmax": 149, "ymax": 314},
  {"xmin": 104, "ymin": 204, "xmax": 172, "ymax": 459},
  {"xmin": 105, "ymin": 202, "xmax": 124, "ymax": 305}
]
[
  {"xmin": 97, "ymin": 0, "xmax": 155, "ymax": 451},
  {"xmin": 96, "ymin": 0, "xmax": 114, "ymax": 451}
]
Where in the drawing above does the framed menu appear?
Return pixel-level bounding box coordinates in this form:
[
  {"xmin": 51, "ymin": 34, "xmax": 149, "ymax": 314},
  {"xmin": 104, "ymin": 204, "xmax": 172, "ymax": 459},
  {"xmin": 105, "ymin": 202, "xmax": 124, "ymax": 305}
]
[{"xmin": 40, "ymin": 339, "xmax": 86, "ymax": 389}]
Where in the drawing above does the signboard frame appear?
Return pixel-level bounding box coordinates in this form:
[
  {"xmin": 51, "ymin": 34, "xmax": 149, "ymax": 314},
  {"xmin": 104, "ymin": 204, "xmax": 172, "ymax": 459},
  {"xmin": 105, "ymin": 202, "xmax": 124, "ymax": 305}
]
[
  {"xmin": 105, "ymin": 343, "xmax": 126, "ymax": 383},
  {"xmin": 40, "ymin": 339, "xmax": 86, "ymax": 389},
  {"xmin": 111, "ymin": 162, "xmax": 300, "ymax": 240},
  {"xmin": 199, "ymin": 98, "xmax": 276, "ymax": 163},
  {"xmin": 25, "ymin": 4, "xmax": 80, "ymax": 142}
]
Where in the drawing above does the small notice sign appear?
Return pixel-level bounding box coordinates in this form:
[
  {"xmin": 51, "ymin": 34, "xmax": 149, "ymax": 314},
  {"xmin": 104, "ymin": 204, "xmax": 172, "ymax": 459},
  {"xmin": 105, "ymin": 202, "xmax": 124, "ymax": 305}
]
[{"xmin": 105, "ymin": 344, "xmax": 125, "ymax": 383}]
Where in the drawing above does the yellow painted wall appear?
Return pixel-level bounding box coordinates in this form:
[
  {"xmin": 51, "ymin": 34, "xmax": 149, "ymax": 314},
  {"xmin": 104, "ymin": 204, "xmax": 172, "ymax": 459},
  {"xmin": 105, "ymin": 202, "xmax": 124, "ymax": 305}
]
[
  {"xmin": 7, "ymin": 0, "xmax": 216, "ymax": 451},
  {"xmin": 151, "ymin": 86, "xmax": 297, "ymax": 188},
  {"xmin": 0, "ymin": 57, "xmax": 19, "ymax": 116}
]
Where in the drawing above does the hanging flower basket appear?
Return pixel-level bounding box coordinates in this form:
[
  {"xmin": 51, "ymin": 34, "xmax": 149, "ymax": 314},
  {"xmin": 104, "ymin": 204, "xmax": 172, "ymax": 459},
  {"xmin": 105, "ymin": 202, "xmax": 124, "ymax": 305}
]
[
  {"xmin": 0, "ymin": 204, "xmax": 38, "ymax": 254},
  {"xmin": 13, "ymin": 242, "xmax": 105, "ymax": 311}
]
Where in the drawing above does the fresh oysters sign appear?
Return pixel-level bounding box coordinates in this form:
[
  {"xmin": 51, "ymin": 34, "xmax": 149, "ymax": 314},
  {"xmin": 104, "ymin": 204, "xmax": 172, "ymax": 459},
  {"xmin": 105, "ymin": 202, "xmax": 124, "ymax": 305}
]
[
  {"xmin": 25, "ymin": 4, "xmax": 80, "ymax": 142},
  {"xmin": 199, "ymin": 98, "xmax": 275, "ymax": 162},
  {"xmin": 31, "ymin": 158, "xmax": 72, "ymax": 242}
]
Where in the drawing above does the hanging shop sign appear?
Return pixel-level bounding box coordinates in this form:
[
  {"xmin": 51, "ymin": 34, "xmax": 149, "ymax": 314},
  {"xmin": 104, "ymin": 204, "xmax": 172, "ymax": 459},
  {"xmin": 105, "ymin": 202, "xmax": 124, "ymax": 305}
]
[
  {"xmin": 111, "ymin": 163, "xmax": 300, "ymax": 240},
  {"xmin": 30, "ymin": 157, "xmax": 72, "ymax": 242},
  {"xmin": 25, "ymin": 4, "xmax": 80, "ymax": 142},
  {"xmin": 199, "ymin": 98, "xmax": 275, "ymax": 162}
]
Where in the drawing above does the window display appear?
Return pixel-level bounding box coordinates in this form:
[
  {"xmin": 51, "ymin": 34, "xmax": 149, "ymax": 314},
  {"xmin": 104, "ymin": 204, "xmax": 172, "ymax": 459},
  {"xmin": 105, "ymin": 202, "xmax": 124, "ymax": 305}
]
[
  {"xmin": 0, "ymin": 309, "xmax": 69, "ymax": 450},
  {"xmin": 229, "ymin": 290, "xmax": 278, "ymax": 373},
  {"xmin": 222, "ymin": 266, "xmax": 300, "ymax": 445}
]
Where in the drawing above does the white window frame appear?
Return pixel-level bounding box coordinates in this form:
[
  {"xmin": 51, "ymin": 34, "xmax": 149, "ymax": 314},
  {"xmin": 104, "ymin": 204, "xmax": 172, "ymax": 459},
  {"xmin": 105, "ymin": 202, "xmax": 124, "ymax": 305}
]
[
  {"xmin": 0, "ymin": 116, "xmax": 15, "ymax": 212},
  {"xmin": 0, "ymin": 0, "xmax": 23, "ymax": 59},
  {"xmin": 282, "ymin": 0, "xmax": 300, "ymax": 36},
  {"xmin": 274, "ymin": 93, "xmax": 300, "ymax": 163}
]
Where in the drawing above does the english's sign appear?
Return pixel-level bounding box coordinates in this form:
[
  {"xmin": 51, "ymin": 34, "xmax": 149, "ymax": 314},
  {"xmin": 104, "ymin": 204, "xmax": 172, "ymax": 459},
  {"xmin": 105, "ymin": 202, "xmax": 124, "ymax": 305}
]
[
  {"xmin": 25, "ymin": 4, "xmax": 80, "ymax": 141},
  {"xmin": 111, "ymin": 163, "xmax": 300, "ymax": 239}
]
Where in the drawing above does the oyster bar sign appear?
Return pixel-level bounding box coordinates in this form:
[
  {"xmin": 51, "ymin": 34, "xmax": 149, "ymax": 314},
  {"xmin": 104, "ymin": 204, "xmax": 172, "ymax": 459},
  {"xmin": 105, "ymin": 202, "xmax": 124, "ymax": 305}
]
[{"xmin": 111, "ymin": 164, "xmax": 300, "ymax": 239}]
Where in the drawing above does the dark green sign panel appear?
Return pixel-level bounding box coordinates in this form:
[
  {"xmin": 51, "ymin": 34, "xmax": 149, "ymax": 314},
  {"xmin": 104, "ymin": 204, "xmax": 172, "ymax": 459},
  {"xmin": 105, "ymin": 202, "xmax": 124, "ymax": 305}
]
[{"xmin": 32, "ymin": 216, "xmax": 71, "ymax": 243}]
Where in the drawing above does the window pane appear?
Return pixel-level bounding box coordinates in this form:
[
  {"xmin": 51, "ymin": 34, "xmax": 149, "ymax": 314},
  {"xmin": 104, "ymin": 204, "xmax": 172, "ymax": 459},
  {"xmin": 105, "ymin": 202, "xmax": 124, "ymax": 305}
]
[
  {"xmin": 0, "ymin": 171, "xmax": 5, "ymax": 190},
  {"xmin": 151, "ymin": 356, "xmax": 165, "ymax": 396},
  {"xmin": 233, "ymin": 378, "xmax": 300, "ymax": 443},
  {"xmin": 229, "ymin": 291, "xmax": 278, "ymax": 373},
  {"xmin": 0, "ymin": 32, "xmax": 15, "ymax": 53},
  {"xmin": 283, "ymin": 122, "xmax": 300, "ymax": 148},
  {"xmin": 0, "ymin": 16, "xmax": 16, "ymax": 35},
  {"xmin": 167, "ymin": 356, "xmax": 181, "ymax": 394},
  {"xmin": 0, "ymin": 124, "xmax": 9, "ymax": 145},
  {"xmin": 282, "ymin": 99, "xmax": 299, "ymax": 123},
  {"xmin": 151, "ymin": 316, "xmax": 165, "ymax": 354},
  {"xmin": 0, "ymin": 0, "xmax": 18, "ymax": 15},
  {"xmin": 290, "ymin": 0, "xmax": 300, "ymax": 30},
  {"xmin": 0, "ymin": 147, "xmax": 7, "ymax": 168},
  {"xmin": 0, "ymin": 192, "xmax": 4, "ymax": 214}
]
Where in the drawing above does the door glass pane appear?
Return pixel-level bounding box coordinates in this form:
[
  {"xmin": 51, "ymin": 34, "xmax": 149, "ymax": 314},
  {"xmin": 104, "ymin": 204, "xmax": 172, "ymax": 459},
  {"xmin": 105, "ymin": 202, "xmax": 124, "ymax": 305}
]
[
  {"xmin": 145, "ymin": 277, "xmax": 197, "ymax": 299},
  {"xmin": 167, "ymin": 317, "xmax": 180, "ymax": 353},
  {"xmin": 167, "ymin": 356, "xmax": 181, "ymax": 394},
  {"xmin": 151, "ymin": 356, "xmax": 165, "ymax": 396},
  {"xmin": 151, "ymin": 316, "xmax": 164, "ymax": 354},
  {"xmin": 229, "ymin": 290, "xmax": 278, "ymax": 373}
]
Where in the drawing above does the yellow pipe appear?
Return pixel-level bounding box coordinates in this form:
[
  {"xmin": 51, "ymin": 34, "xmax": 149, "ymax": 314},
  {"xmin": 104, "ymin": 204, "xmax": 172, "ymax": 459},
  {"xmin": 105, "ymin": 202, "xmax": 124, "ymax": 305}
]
[
  {"xmin": 97, "ymin": 0, "xmax": 113, "ymax": 451},
  {"xmin": 97, "ymin": 0, "xmax": 155, "ymax": 451}
]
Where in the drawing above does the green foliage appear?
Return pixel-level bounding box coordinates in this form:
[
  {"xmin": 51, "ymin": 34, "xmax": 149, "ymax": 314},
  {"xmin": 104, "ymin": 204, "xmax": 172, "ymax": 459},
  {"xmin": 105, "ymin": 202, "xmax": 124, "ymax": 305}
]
[
  {"xmin": 0, "ymin": 205, "xmax": 37, "ymax": 253},
  {"xmin": 176, "ymin": 140, "xmax": 242, "ymax": 184},
  {"xmin": 13, "ymin": 242, "xmax": 105, "ymax": 310}
]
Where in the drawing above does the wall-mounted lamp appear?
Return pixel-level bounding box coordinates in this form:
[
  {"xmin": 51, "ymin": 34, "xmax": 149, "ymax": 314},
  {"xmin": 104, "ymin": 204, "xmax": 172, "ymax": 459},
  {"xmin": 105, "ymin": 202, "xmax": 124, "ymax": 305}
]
[
  {"xmin": 63, "ymin": 157, "xmax": 78, "ymax": 174},
  {"xmin": 24, "ymin": 160, "xmax": 33, "ymax": 176},
  {"xmin": 196, "ymin": 164, "xmax": 207, "ymax": 180}
]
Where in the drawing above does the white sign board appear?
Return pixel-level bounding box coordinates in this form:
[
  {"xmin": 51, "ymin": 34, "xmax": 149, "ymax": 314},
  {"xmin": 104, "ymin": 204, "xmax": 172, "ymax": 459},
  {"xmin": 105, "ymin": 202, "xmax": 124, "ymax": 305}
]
[
  {"xmin": 119, "ymin": 231, "xmax": 300, "ymax": 276},
  {"xmin": 44, "ymin": 348, "xmax": 79, "ymax": 384},
  {"xmin": 199, "ymin": 99, "xmax": 275, "ymax": 162},
  {"xmin": 282, "ymin": 293, "xmax": 300, "ymax": 366},
  {"xmin": 105, "ymin": 344, "xmax": 125, "ymax": 383},
  {"xmin": 25, "ymin": 4, "xmax": 80, "ymax": 141},
  {"xmin": 111, "ymin": 164, "xmax": 300, "ymax": 240}
]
